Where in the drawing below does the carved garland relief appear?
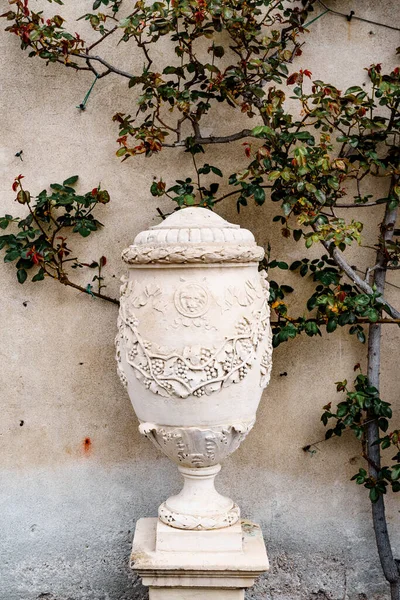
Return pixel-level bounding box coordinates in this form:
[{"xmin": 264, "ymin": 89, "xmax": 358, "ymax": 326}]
[
  {"xmin": 138, "ymin": 420, "xmax": 255, "ymax": 468},
  {"xmin": 116, "ymin": 272, "xmax": 272, "ymax": 399},
  {"xmin": 158, "ymin": 502, "xmax": 241, "ymax": 530}
]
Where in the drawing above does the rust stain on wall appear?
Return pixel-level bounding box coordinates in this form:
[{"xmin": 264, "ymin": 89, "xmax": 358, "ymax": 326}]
[{"xmin": 83, "ymin": 437, "xmax": 92, "ymax": 455}]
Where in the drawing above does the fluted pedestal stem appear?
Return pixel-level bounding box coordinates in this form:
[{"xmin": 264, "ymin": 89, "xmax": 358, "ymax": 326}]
[{"xmin": 158, "ymin": 464, "xmax": 240, "ymax": 530}]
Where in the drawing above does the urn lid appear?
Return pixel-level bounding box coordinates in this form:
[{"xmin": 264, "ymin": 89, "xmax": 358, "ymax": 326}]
[{"xmin": 122, "ymin": 207, "xmax": 264, "ymax": 265}]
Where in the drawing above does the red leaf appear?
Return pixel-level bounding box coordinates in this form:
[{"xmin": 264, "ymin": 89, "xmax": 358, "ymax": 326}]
[{"xmin": 286, "ymin": 73, "xmax": 299, "ymax": 86}]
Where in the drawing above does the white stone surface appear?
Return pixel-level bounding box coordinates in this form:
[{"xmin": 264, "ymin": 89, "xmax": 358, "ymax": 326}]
[
  {"xmin": 149, "ymin": 589, "xmax": 245, "ymax": 599},
  {"xmin": 156, "ymin": 518, "xmax": 243, "ymax": 553},
  {"xmin": 158, "ymin": 465, "xmax": 240, "ymax": 530},
  {"xmin": 117, "ymin": 208, "xmax": 273, "ymax": 529},
  {"xmin": 132, "ymin": 518, "xmax": 269, "ymax": 598}
]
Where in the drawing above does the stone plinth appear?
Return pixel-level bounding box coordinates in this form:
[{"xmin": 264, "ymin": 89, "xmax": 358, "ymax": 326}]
[{"xmin": 131, "ymin": 518, "xmax": 269, "ymax": 599}]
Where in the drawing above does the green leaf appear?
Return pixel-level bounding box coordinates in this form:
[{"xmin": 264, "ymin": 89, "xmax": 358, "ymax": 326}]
[
  {"xmin": 290, "ymin": 260, "xmax": 301, "ymax": 270},
  {"xmin": 355, "ymin": 294, "xmax": 371, "ymax": 306},
  {"xmin": 293, "ymin": 131, "xmax": 312, "ymax": 140},
  {"xmin": 305, "ymin": 321, "xmax": 320, "ymax": 336},
  {"xmin": 366, "ymin": 308, "xmax": 379, "ymax": 322},
  {"xmin": 4, "ymin": 250, "xmax": 20, "ymax": 263},
  {"xmin": 62, "ymin": 175, "xmax": 79, "ymax": 186},
  {"xmin": 212, "ymin": 45, "xmax": 225, "ymax": 58},
  {"xmin": 0, "ymin": 216, "xmax": 12, "ymax": 230},
  {"xmin": 29, "ymin": 29, "xmax": 41, "ymax": 41},
  {"xmin": 391, "ymin": 465, "xmax": 400, "ymax": 481},
  {"xmin": 357, "ymin": 329, "xmax": 366, "ymax": 344},
  {"xmin": 378, "ymin": 418, "xmax": 389, "ymax": 432},
  {"xmin": 327, "ymin": 177, "xmax": 339, "ymax": 190},
  {"xmin": 267, "ymin": 171, "xmax": 281, "ymax": 181},
  {"xmin": 314, "ymin": 189, "xmax": 326, "ymax": 204},
  {"xmin": 204, "ymin": 63, "xmax": 220, "ymax": 74},
  {"xmin": 369, "ymin": 487, "xmax": 380, "ymax": 503},
  {"xmin": 254, "ymin": 187, "xmax": 265, "ymax": 205},
  {"xmin": 251, "ymin": 125, "xmax": 275, "ymax": 137},
  {"xmin": 327, "ymin": 318, "xmax": 337, "ymax": 333},
  {"xmin": 17, "ymin": 268, "xmax": 27, "ymax": 284},
  {"xmin": 32, "ymin": 268, "xmax": 45, "ymax": 282},
  {"xmin": 300, "ymin": 264, "xmax": 309, "ymax": 276},
  {"xmin": 344, "ymin": 86, "xmax": 364, "ymax": 95},
  {"xmin": 163, "ymin": 66, "xmax": 177, "ymax": 74},
  {"xmin": 211, "ymin": 166, "xmax": 223, "ymax": 177},
  {"xmin": 222, "ymin": 6, "xmax": 233, "ymax": 18},
  {"xmin": 79, "ymin": 228, "xmax": 91, "ymax": 237}
]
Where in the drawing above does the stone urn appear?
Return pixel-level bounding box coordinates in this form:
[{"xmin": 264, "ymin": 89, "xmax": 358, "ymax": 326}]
[{"xmin": 116, "ymin": 207, "xmax": 272, "ymax": 530}]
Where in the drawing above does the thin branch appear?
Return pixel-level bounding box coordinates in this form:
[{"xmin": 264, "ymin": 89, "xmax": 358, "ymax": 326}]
[
  {"xmin": 317, "ymin": 0, "xmax": 400, "ymax": 32},
  {"xmin": 192, "ymin": 154, "xmax": 203, "ymax": 201},
  {"xmin": 212, "ymin": 185, "xmax": 273, "ymax": 206},
  {"xmin": 71, "ymin": 52, "xmax": 134, "ymax": 79},
  {"xmin": 354, "ymin": 267, "xmax": 400, "ymax": 291},
  {"xmin": 334, "ymin": 202, "xmax": 381, "ymax": 208},
  {"xmin": 86, "ymin": 25, "xmax": 119, "ymax": 52},
  {"xmin": 162, "ymin": 129, "xmax": 256, "ymax": 148},
  {"xmin": 59, "ymin": 274, "xmax": 119, "ymax": 305}
]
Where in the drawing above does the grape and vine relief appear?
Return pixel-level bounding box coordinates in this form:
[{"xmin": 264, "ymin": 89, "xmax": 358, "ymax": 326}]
[{"xmin": 116, "ymin": 274, "xmax": 272, "ymax": 398}]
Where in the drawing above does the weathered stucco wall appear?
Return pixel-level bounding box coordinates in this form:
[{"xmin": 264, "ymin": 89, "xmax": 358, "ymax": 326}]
[{"xmin": 0, "ymin": 1, "xmax": 399, "ymax": 599}]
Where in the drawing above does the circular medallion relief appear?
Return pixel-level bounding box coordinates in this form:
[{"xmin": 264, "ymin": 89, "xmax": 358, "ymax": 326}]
[{"xmin": 174, "ymin": 283, "xmax": 210, "ymax": 318}]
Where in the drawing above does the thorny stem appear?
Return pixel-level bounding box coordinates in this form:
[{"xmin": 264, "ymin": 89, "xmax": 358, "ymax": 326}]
[{"xmin": 192, "ymin": 154, "xmax": 203, "ymax": 201}]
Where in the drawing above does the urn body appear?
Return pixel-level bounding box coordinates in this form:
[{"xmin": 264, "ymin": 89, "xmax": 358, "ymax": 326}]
[{"xmin": 116, "ymin": 208, "xmax": 272, "ymax": 529}]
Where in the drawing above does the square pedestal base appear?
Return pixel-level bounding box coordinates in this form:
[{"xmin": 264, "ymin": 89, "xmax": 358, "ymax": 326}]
[
  {"xmin": 150, "ymin": 589, "xmax": 245, "ymax": 599},
  {"xmin": 131, "ymin": 518, "xmax": 269, "ymax": 600}
]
